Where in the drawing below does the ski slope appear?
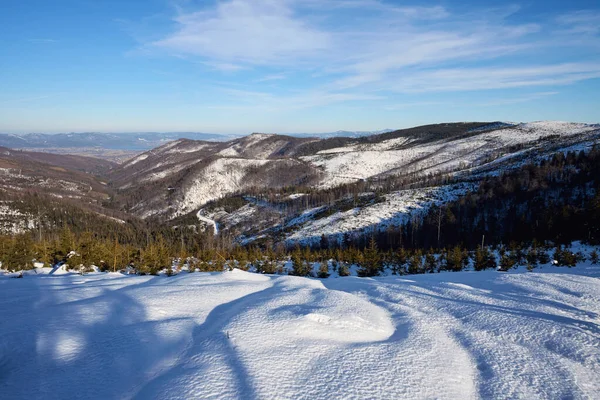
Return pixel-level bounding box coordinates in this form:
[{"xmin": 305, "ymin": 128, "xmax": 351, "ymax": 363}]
[{"xmin": 1, "ymin": 267, "xmax": 599, "ymax": 399}]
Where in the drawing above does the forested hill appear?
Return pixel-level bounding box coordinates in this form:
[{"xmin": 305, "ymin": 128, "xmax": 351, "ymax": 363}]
[{"xmin": 0, "ymin": 121, "xmax": 599, "ymax": 273}]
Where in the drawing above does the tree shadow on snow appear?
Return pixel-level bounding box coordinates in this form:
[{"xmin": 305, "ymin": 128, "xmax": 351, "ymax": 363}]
[{"xmin": 0, "ymin": 274, "xmax": 190, "ymax": 400}]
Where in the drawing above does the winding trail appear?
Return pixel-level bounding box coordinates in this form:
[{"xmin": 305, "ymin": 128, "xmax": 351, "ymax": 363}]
[{"xmin": 196, "ymin": 209, "xmax": 219, "ymax": 235}]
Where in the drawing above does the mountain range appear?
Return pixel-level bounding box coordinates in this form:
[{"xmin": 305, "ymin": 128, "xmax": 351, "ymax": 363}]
[
  {"xmin": 1, "ymin": 121, "xmax": 599, "ymax": 246},
  {"xmin": 0, "ymin": 130, "xmax": 394, "ymax": 152}
]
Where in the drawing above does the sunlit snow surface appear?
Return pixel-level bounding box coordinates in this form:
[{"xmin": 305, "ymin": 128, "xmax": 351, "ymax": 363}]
[{"xmin": 1, "ymin": 267, "xmax": 600, "ymax": 399}]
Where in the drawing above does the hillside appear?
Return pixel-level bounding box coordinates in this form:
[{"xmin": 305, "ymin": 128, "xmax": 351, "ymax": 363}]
[
  {"xmin": 0, "ymin": 147, "xmax": 131, "ymax": 235},
  {"xmin": 102, "ymin": 121, "xmax": 600, "ymax": 246},
  {"xmin": 1, "ymin": 121, "xmax": 599, "ymax": 249}
]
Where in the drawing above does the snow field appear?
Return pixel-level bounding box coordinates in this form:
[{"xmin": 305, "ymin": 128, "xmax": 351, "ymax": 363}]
[{"xmin": 1, "ymin": 266, "xmax": 599, "ymax": 399}]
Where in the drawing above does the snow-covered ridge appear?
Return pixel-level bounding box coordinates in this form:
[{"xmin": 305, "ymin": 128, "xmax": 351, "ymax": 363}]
[
  {"xmin": 107, "ymin": 121, "xmax": 599, "ymax": 220},
  {"xmin": 305, "ymin": 121, "xmax": 599, "ymax": 188}
]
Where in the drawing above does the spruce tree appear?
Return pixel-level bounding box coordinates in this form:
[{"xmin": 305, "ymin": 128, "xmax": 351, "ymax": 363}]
[
  {"xmin": 358, "ymin": 237, "xmax": 381, "ymax": 277},
  {"xmin": 408, "ymin": 250, "xmax": 423, "ymax": 274}
]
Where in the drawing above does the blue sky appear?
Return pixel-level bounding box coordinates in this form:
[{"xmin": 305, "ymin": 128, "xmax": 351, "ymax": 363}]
[{"xmin": 1, "ymin": 0, "xmax": 599, "ymax": 134}]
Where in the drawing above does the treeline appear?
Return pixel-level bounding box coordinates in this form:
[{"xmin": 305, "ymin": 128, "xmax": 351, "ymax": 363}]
[{"xmin": 1, "ymin": 227, "xmax": 596, "ymax": 277}]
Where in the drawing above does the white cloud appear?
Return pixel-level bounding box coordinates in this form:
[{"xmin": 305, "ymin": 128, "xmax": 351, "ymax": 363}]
[
  {"xmin": 200, "ymin": 61, "xmax": 246, "ymax": 72},
  {"xmin": 154, "ymin": 0, "xmax": 330, "ymax": 64},
  {"xmin": 255, "ymin": 73, "xmax": 287, "ymax": 82},
  {"xmin": 556, "ymin": 10, "xmax": 600, "ymax": 35},
  {"xmin": 147, "ymin": 0, "xmax": 600, "ymax": 107},
  {"xmin": 387, "ymin": 63, "xmax": 600, "ymax": 93}
]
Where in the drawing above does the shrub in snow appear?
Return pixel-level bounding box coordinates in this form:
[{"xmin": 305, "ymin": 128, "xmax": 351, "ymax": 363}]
[
  {"xmin": 537, "ymin": 251, "xmax": 551, "ymax": 265},
  {"xmin": 407, "ymin": 250, "xmax": 423, "ymax": 274},
  {"xmin": 446, "ymin": 246, "xmax": 468, "ymax": 272},
  {"xmin": 590, "ymin": 250, "xmax": 599, "ymax": 265},
  {"xmin": 499, "ymin": 251, "xmax": 517, "ymax": 272},
  {"xmin": 337, "ymin": 262, "xmax": 350, "ymax": 277},
  {"xmin": 358, "ymin": 238, "xmax": 381, "ymax": 277},
  {"xmin": 317, "ymin": 263, "xmax": 330, "ymax": 278},
  {"xmin": 424, "ymin": 252, "xmax": 437, "ymax": 273},
  {"xmin": 553, "ymin": 246, "xmax": 577, "ymax": 267},
  {"xmin": 474, "ymin": 247, "xmax": 496, "ymax": 271},
  {"xmin": 290, "ymin": 251, "xmax": 312, "ymax": 277}
]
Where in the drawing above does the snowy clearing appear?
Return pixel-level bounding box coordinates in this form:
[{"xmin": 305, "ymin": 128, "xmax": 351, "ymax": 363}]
[{"xmin": 1, "ymin": 266, "xmax": 599, "ymax": 399}]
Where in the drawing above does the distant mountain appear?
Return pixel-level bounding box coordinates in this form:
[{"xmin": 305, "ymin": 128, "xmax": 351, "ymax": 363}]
[
  {"xmin": 0, "ymin": 130, "xmax": 395, "ymax": 152},
  {"xmin": 284, "ymin": 129, "xmax": 395, "ymax": 139},
  {"xmin": 0, "ymin": 132, "xmax": 240, "ymax": 151}
]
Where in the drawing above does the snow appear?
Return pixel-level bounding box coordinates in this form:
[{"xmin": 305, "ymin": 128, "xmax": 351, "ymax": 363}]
[
  {"xmin": 287, "ymin": 183, "xmax": 474, "ymax": 244},
  {"xmin": 304, "ymin": 121, "xmax": 598, "ymax": 189},
  {"xmin": 123, "ymin": 153, "xmax": 148, "ymax": 167},
  {"xmin": 287, "ymin": 193, "xmax": 306, "ymax": 200},
  {"xmin": 0, "ymin": 202, "xmax": 35, "ymax": 234},
  {"xmin": 196, "ymin": 209, "xmax": 219, "ymax": 235},
  {"xmin": 219, "ymin": 204, "xmax": 257, "ymax": 227},
  {"xmin": 1, "ymin": 266, "xmax": 599, "ymax": 399},
  {"xmin": 178, "ymin": 158, "xmax": 269, "ymax": 215},
  {"xmin": 165, "ymin": 143, "xmax": 212, "ymax": 155}
]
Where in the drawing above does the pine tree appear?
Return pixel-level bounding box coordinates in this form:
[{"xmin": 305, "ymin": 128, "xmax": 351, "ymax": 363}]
[
  {"xmin": 358, "ymin": 237, "xmax": 381, "ymax": 277},
  {"xmin": 290, "ymin": 247, "xmax": 310, "ymax": 276},
  {"xmin": 338, "ymin": 261, "xmax": 350, "ymax": 276},
  {"xmin": 424, "ymin": 251, "xmax": 437, "ymax": 273},
  {"xmin": 474, "ymin": 247, "xmax": 495, "ymax": 271},
  {"xmin": 6, "ymin": 234, "xmax": 34, "ymax": 271},
  {"xmin": 447, "ymin": 246, "xmax": 467, "ymax": 272},
  {"xmin": 499, "ymin": 251, "xmax": 516, "ymax": 271},
  {"xmin": 408, "ymin": 250, "xmax": 423, "ymax": 274},
  {"xmin": 526, "ymin": 246, "xmax": 539, "ymax": 271}
]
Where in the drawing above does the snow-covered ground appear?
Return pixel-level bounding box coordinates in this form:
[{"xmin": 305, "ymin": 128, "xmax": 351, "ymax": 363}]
[{"xmin": 1, "ymin": 265, "xmax": 599, "ymax": 399}]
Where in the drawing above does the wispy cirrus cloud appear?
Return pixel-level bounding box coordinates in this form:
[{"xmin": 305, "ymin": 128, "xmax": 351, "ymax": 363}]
[
  {"xmin": 27, "ymin": 38, "xmax": 57, "ymax": 44},
  {"xmin": 153, "ymin": 0, "xmax": 330, "ymax": 64},
  {"xmin": 556, "ymin": 10, "xmax": 600, "ymax": 35},
  {"xmin": 255, "ymin": 73, "xmax": 287, "ymax": 82},
  {"xmin": 386, "ymin": 63, "xmax": 600, "ymax": 93},
  {"xmin": 146, "ymin": 0, "xmax": 600, "ymax": 111}
]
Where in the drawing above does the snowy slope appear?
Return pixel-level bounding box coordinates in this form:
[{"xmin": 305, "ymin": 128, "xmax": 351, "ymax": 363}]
[
  {"xmin": 303, "ymin": 121, "xmax": 599, "ymax": 188},
  {"xmin": 1, "ymin": 267, "xmax": 599, "ymax": 399},
  {"xmin": 179, "ymin": 158, "xmax": 270, "ymax": 216},
  {"xmin": 287, "ymin": 183, "xmax": 474, "ymax": 245}
]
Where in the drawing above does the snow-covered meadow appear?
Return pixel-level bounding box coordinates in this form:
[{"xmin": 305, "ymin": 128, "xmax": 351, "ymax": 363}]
[{"xmin": 1, "ymin": 264, "xmax": 599, "ymax": 399}]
